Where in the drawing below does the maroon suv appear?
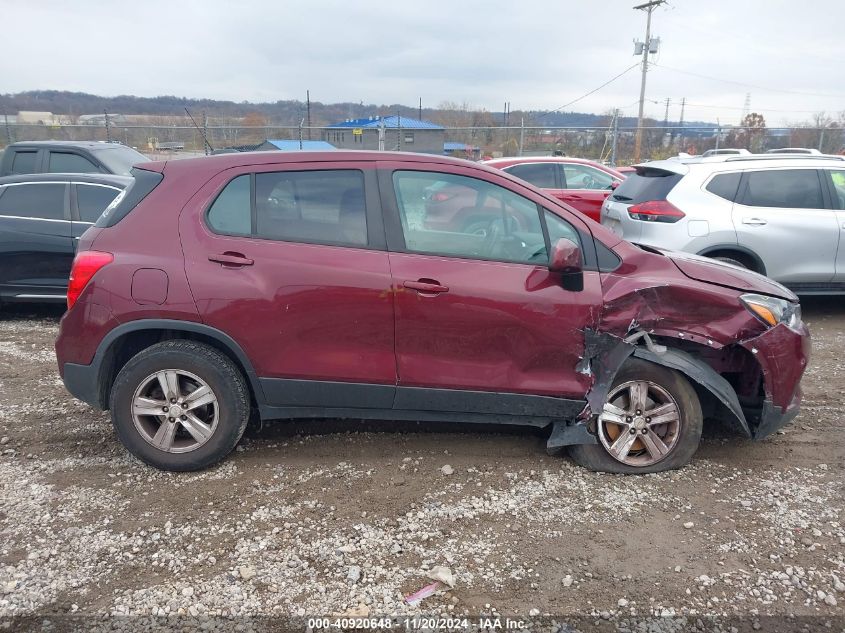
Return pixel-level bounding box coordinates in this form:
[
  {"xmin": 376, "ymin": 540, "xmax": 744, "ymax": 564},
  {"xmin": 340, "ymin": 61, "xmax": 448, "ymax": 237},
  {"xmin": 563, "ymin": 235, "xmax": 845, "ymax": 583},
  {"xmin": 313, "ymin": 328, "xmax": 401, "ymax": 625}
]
[{"xmin": 56, "ymin": 151, "xmax": 809, "ymax": 473}]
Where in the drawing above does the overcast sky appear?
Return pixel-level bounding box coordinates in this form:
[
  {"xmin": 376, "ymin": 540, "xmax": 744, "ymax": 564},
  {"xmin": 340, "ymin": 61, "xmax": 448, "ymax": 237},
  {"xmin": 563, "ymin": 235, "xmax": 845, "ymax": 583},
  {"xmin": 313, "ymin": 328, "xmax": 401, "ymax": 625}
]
[{"xmin": 2, "ymin": 0, "xmax": 843, "ymax": 125}]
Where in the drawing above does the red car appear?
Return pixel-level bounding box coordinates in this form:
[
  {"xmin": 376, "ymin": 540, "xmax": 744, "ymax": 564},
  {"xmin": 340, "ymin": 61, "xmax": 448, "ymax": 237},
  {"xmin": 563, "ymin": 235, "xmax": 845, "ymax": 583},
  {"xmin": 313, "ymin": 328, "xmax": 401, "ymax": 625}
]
[
  {"xmin": 56, "ymin": 151, "xmax": 808, "ymax": 474},
  {"xmin": 483, "ymin": 157, "xmax": 626, "ymax": 222}
]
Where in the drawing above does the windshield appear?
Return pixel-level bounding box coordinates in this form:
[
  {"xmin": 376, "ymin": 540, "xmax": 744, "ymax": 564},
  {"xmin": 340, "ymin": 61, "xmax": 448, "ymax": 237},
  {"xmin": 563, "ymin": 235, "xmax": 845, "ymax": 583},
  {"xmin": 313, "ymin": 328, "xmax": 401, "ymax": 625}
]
[{"xmin": 92, "ymin": 146, "xmax": 150, "ymax": 176}]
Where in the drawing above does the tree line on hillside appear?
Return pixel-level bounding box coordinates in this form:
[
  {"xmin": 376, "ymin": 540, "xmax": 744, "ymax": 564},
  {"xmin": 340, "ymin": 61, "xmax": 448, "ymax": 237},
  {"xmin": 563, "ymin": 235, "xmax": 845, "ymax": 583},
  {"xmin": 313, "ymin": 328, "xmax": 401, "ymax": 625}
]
[{"xmin": 1, "ymin": 90, "xmax": 708, "ymax": 130}]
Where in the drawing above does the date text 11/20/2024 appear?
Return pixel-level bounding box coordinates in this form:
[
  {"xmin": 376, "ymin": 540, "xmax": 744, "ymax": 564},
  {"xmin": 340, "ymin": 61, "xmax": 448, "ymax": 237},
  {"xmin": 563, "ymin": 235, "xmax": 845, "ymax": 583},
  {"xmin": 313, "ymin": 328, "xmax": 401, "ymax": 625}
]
[{"xmin": 307, "ymin": 617, "xmax": 527, "ymax": 630}]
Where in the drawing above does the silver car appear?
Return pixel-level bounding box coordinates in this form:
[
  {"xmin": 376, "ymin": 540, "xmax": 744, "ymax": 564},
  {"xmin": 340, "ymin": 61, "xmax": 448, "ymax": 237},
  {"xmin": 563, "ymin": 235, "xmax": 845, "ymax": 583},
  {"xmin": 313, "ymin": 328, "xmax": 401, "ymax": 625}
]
[{"xmin": 600, "ymin": 154, "xmax": 845, "ymax": 294}]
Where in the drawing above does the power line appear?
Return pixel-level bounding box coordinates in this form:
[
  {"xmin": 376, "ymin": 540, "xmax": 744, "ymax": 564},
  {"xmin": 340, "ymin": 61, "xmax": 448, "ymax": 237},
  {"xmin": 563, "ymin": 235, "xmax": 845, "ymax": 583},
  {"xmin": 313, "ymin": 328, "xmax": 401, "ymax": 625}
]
[
  {"xmin": 537, "ymin": 63, "xmax": 640, "ymax": 119},
  {"xmin": 680, "ymin": 102, "xmax": 833, "ymax": 114},
  {"xmin": 650, "ymin": 63, "xmax": 845, "ymax": 98}
]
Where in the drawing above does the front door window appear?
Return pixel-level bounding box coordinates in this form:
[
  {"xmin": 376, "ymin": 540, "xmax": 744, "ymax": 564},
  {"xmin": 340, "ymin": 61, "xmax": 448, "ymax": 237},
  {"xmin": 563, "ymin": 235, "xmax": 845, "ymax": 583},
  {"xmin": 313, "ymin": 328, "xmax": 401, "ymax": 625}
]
[{"xmin": 393, "ymin": 170, "xmax": 548, "ymax": 265}]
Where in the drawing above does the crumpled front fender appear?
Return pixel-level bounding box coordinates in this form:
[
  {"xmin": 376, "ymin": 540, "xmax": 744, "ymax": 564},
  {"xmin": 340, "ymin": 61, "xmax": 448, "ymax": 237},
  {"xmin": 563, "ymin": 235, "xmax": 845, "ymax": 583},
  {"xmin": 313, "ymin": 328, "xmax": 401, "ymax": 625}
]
[{"xmin": 631, "ymin": 346, "xmax": 751, "ymax": 438}]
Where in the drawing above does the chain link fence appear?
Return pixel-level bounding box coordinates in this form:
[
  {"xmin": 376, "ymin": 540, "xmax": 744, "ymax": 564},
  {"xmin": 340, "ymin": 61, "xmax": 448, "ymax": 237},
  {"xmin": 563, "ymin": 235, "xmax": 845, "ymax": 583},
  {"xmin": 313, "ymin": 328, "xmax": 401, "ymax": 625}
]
[{"xmin": 2, "ymin": 121, "xmax": 843, "ymax": 165}]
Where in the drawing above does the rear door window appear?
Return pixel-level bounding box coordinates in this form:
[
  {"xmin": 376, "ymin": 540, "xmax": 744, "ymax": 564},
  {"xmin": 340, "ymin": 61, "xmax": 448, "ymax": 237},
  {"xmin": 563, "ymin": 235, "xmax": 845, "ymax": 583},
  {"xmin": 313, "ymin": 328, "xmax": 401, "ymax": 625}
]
[
  {"xmin": 206, "ymin": 170, "xmax": 369, "ymax": 247},
  {"xmin": 610, "ymin": 168, "xmax": 683, "ymax": 203},
  {"xmin": 0, "ymin": 183, "xmax": 66, "ymax": 220},
  {"xmin": 739, "ymin": 169, "xmax": 824, "ymax": 209},
  {"xmin": 76, "ymin": 184, "xmax": 122, "ymax": 222},
  {"xmin": 254, "ymin": 170, "xmax": 367, "ymax": 246},
  {"xmin": 10, "ymin": 151, "xmax": 38, "ymax": 175},
  {"xmin": 705, "ymin": 172, "xmax": 742, "ymax": 202},
  {"xmin": 48, "ymin": 152, "xmax": 100, "ymax": 174},
  {"xmin": 504, "ymin": 163, "xmax": 558, "ymax": 189}
]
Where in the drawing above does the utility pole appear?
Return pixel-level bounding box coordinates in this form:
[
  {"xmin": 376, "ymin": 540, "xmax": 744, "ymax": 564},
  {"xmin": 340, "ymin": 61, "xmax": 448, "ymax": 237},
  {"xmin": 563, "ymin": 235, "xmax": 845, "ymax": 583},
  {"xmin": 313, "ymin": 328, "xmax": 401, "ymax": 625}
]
[
  {"xmin": 419, "ymin": 97, "xmax": 422, "ymax": 121},
  {"xmin": 397, "ymin": 111, "xmax": 402, "ymax": 151},
  {"xmin": 678, "ymin": 97, "xmax": 686, "ymax": 149},
  {"xmin": 3, "ymin": 113, "xmax": 12, "ymax": 145},
  {"xmin": 715, "ymin": 119, "xmax": 721, "ymax": 152},
  {"xmin": 611, "ymin": 109, "xmax": 620, "ymax": 166},
  {"xmin": 633, "ymin": 0, "xmax": 665, "ymax": 161},
  {"xmin": 306, "ymin": 90, "xmax": 312, "ymax": 140},
  {"xmin": 202, "ymin": 112, "xmax": 208, "ymax": 155},
  {"xmin": 518, "ymin": 117, "xmax": 525, "ymax": 156},
  {"xmin": 104, "ymin": 109, "xmax": 112, "ymax": 143}
]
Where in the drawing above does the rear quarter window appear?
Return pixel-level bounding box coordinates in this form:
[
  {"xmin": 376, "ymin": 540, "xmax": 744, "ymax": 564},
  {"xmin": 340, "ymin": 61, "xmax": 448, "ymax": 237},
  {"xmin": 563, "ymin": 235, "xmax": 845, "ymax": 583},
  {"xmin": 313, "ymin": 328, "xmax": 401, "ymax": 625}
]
[
  {"xmin": 610, "ymin": 168, "xmax": 683, "ymax": 203},
  {"xmin": 705, "ymin": 172, "xmax": 742, "ymax": 202}
]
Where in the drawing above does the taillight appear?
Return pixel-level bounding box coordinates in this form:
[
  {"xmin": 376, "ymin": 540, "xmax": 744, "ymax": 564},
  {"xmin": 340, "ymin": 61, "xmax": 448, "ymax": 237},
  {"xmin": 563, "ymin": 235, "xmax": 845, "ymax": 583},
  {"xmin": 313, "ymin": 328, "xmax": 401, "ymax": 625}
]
[
  {"xmin": 67, "ymin": 251, "xmax": 113, "ymax": 309},
  {"xmin": 627, "ymin": 200, "xmax": 685, "ymax": 223}
]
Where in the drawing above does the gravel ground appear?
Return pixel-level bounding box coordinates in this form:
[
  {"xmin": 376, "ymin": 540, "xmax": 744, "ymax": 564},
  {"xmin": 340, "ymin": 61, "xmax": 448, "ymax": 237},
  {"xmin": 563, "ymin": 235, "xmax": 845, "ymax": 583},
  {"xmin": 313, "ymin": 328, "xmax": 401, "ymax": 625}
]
[{"xmin": 0, "ymin": 300, "xmax": 843, "ymax": 632}]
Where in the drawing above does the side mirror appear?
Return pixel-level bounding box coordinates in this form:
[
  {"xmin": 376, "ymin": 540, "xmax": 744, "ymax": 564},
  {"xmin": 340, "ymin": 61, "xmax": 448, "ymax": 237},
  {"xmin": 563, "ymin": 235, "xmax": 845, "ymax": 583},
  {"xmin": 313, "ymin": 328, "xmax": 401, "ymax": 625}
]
[
  {"xmin": 549, "ymin": 238, "xmax": 583, "ymax": 274},
  {"xmin": 610, "ymin": 180, "xmax": 621, "ymax": 190}
]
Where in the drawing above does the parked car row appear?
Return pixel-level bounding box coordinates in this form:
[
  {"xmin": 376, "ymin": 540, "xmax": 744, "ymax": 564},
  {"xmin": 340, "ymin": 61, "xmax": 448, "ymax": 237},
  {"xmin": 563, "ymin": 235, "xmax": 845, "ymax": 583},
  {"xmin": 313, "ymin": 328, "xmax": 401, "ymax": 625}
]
[
  {"xmin": 0, "ymin": 173, "xmax": 130, "ymax": 303},
  {"xmin": 0, "ymin": 141, "xmax": 151, "ymax": 304}
]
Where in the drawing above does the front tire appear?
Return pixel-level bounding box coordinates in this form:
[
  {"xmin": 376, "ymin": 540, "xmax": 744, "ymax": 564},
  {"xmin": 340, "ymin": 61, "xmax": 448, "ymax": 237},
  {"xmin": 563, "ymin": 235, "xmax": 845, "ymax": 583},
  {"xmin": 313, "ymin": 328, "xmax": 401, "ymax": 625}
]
[
  {"xmin": 713, "ymin": 256, "xmax": 747, "ymax": 269},
  {"xmin": 569, "ymin": 359, "xmax": 702, "ymax": 474},
  {"xmin": 109, "ymin": 340, "xmax": 251, "ymax": 471}
]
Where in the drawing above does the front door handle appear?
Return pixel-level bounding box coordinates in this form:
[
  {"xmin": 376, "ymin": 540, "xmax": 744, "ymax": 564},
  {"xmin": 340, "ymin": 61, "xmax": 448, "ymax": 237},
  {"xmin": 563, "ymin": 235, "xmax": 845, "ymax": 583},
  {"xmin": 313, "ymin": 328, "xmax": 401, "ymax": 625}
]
[
  {"xmin": 208, "ymin": 252, "xmax": 254, "ymax": 267},
  {"xmin": 741, "ymin": 217, "xmax": 767, "ymax": 226},
  {"xmin": 403, "ymin": 279, "xmax": 449, "ymax": 295}
]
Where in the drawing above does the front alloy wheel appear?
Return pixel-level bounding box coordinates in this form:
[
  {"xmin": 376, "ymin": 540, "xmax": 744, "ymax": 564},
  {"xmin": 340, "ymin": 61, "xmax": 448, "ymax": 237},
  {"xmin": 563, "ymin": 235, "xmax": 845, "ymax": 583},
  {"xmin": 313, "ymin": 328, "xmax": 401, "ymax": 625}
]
[
  {"xmin": 597, "ymin": 380, "xmax": 681, "ymax": 467},
  {"xmin": 568, "ymin": 359, "xmax": 703, "ymax": 474}
]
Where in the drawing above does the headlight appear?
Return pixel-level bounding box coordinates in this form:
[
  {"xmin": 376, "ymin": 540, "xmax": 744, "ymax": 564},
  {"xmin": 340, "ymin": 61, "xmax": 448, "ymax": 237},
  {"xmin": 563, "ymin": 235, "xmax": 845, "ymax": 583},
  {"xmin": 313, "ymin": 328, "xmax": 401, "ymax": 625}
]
[{"xmin": 741, "ymin": 293, "xmax": 802, "ymax": 329}]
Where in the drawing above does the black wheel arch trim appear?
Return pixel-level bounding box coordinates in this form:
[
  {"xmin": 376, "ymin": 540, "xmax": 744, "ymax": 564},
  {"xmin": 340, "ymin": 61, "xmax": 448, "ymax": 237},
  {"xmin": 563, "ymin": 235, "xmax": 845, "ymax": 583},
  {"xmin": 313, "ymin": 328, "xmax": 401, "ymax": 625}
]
[
  {"xmin": 582, "ymin": 329, "xmax": 752, "ymax": 440},
  {"xmin": 696, "ymin": 244, "xmax": 766, "ymax": 276},
  {"xmin": 63, "ymin": 319, "xmax": 265, "ymax": 410},
  {"xmin": 631, "ymin": 346, "xmax": 751, "ymax": 438}
]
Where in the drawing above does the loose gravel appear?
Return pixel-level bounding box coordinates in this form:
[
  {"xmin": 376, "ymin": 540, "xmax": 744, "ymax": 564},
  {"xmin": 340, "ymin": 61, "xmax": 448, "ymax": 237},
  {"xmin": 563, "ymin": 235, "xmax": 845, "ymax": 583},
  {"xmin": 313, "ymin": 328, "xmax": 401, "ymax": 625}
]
[{"xmin": 0, "ymin": 300, "xmax": 843, "ymax": 631}]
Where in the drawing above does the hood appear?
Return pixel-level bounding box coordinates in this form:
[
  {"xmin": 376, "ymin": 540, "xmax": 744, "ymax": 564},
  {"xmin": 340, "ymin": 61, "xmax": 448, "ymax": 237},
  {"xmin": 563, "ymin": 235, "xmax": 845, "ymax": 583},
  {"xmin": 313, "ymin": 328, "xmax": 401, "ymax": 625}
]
[{"xmin": 664, "ymin": 250, "xmax": 798, "ymax": 302}]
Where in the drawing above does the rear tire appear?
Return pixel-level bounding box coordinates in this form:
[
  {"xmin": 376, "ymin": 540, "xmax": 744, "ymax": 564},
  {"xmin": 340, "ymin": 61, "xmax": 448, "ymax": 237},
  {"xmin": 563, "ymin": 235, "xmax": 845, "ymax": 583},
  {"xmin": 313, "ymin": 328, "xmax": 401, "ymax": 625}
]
[
  {"xmin": 109, "ymin": 340, "xmax": 251, "ymax": 471},
  {"xmin": 569, "ymin": 359, "xmax": 702, "ymax": 474}
]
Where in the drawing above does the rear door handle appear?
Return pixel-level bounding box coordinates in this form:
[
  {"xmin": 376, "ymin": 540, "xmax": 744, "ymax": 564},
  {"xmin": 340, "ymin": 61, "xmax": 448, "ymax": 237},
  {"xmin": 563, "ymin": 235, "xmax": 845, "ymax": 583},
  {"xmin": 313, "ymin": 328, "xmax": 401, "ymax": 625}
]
[
  {"xmin": 403, "ymin": 279, "xmax": 449, "ymax": 295},
  {"xmin": 208, "ymin": 252, "xmax": 254, "ymax": 267},
  {"xmin": 741, "ymin": 217, "xmax": 767, "ymax": 226}
]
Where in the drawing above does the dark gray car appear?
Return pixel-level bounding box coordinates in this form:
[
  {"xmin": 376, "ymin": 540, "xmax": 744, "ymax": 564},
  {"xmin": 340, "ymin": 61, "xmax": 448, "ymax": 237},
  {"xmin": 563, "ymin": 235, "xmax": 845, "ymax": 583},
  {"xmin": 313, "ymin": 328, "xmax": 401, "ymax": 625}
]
[
  {"xmin": 0, "ymin": 141, "xmax": 149, "ymax": 177},
  {"xmin": 0, "ymin": 172, "xmax": 131, "ymax": 304}
]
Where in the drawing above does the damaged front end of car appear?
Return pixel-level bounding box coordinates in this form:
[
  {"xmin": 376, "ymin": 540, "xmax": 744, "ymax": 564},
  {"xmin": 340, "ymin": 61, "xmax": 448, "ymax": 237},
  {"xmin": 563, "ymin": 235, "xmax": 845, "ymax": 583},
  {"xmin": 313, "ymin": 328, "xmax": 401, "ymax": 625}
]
[{"xmin": 547, "ymin": 259, "xmax": 810, "ymax": 452}]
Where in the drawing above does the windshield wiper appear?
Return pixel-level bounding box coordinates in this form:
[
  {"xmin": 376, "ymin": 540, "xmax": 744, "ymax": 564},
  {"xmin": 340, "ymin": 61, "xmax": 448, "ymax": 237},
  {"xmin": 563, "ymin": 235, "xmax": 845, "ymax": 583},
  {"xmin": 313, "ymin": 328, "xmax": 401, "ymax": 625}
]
[{"xmin": 611, "ymin": 193, "xmax": 633, "ymax": 201}]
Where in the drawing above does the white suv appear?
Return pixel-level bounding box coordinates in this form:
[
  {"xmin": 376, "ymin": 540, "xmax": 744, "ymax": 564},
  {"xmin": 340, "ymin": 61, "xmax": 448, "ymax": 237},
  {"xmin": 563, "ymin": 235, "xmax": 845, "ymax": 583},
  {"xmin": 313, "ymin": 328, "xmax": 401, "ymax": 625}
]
[{"xmin": 600, "ymin": 154, "xmax": 845, "ymax": 294}]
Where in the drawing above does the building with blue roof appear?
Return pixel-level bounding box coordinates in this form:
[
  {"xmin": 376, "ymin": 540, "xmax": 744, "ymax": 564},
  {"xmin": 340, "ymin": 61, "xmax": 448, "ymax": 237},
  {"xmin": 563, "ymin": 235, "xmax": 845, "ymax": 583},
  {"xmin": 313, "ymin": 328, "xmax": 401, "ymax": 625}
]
[
  {"xmin": 324, "ymin": 115, "xmax": 445, "ymax": 154},
  {"xmin": 261, "ymin": 139, "xmax": 336, "ymax": 151}
]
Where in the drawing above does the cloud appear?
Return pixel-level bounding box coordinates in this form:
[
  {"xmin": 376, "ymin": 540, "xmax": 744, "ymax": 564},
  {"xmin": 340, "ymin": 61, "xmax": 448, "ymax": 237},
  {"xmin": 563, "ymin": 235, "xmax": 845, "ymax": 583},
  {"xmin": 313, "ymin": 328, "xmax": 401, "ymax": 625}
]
[{"xmin": 0, "ymin": 0, "xmax": 842, "ymax": 125}]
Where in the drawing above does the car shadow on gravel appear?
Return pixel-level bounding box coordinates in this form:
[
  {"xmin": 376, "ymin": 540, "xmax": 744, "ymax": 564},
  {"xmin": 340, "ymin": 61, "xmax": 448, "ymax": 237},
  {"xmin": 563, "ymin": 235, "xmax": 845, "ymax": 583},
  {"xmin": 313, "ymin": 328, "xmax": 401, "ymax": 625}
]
[{"xmin": 0, "ymin": 302, "xmax": 64, "ymax": 321}]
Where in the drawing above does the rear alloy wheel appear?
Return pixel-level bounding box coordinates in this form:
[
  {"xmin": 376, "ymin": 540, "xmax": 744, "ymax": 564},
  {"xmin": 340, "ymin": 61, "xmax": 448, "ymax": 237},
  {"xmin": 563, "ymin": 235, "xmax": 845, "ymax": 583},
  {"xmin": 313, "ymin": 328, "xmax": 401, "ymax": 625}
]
[
  {"xmin": 131, "ymin": 369, "xmax": 219, "ymax": 454},
  {"xmin": 110, "ymin": 340, "xmax": 250, "ymax": 471},
  {"xmin": 569, "ymin": 359, "xmax": 702, "ymax": 474}
]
